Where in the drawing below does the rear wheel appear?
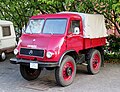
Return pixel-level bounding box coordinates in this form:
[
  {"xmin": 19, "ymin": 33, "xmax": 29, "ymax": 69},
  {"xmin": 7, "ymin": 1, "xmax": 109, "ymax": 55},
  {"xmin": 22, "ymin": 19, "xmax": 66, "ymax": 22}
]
[
  {"xmin": 20, "ymin": 64, "xmax": 41, "ymax": 81},
  {"xmin": 0, "ymin": 52, "xmax": 6, "ymax": 61},
  {"xmin": 55, "ymin": 55, "xmax": 76, "ymax": 86},
  {"xmin": 86, "ymin": 49, "xmax": 102, "ymax": 74}
]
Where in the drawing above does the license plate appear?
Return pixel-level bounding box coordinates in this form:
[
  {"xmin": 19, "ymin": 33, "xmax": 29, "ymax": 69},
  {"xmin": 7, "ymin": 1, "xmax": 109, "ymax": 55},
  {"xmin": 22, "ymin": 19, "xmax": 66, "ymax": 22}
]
[{"xmin": 30, "ymin": 63, "xmax": 38, "ymax": 69}]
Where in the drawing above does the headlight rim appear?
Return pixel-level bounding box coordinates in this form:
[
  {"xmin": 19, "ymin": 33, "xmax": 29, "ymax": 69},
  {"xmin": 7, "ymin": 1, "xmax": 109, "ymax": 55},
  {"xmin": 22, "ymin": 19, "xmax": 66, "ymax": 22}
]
[
  {"xmin": 14, "ymin": 48, "xmax": 19, "ymax": 55},
  {"xmin": 46, "ymin": 51, "xmax": 54, "ymax": 59}
]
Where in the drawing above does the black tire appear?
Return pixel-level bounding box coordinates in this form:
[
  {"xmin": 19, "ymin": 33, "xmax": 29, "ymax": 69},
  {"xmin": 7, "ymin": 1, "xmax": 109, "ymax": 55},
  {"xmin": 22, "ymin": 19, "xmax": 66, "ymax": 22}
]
[
  {"xmin": 100, "ymin": 47, "xmax": 104, "ymax": 67},
  {"xmin": 20, "ymin": 64, "xmax": 41, "ymax": 81},
  {"xmin": 97, "ymin": 47, "xmax": 104, "ymax": 67},
  {"xmin": 55, "ymin": 55, "xmax": 76, "ymax": 86},
  {"xmin": 86, "ymin": 49, "xmax": 102, "ymax": 74},
  {"xmin": 0, "ymin": 52, "xmax": 6, "ymax": 61},
  {"xmin": 46, "ymin": 67, "xmax": 54, "ymax": 70}
]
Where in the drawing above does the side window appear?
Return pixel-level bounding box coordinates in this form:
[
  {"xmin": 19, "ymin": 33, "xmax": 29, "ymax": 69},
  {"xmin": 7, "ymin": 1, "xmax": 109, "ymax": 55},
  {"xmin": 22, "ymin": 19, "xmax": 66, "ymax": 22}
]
[
  {"xmin": 69, "ymin": 20, "xmax": 80, "ymax": 33},
  {"xmin": 2, "ymin": 26, "xmax": 11, "ymax": 37}
]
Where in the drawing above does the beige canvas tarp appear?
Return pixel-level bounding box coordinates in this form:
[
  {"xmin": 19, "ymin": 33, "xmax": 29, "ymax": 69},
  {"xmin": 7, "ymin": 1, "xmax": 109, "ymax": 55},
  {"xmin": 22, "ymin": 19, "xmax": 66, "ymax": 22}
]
[{"xmin": 59, "ymin": 12, "xmax": 108, "ymax": 38}]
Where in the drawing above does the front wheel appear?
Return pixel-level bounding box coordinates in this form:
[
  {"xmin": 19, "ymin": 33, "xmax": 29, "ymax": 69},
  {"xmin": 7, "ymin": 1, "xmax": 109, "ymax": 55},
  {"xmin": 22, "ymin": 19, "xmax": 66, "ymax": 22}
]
[
  {"xmin": 55, "ymin": 55, "xmax": 76, "ymax": 86},
  {"xmin": 20, "ymin": 64, "xmax": 41, "ymax": 81},
  {"xmin": 86, "ymin": 49, "xmax": 102, "ymax": 74}
]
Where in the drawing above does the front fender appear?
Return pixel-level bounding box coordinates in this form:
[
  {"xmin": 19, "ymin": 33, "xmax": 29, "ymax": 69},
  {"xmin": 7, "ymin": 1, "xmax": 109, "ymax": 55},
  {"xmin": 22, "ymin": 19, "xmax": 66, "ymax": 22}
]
[{"xmin": 58, "ymin": 50, "xmax": 77, "ymax": 66}]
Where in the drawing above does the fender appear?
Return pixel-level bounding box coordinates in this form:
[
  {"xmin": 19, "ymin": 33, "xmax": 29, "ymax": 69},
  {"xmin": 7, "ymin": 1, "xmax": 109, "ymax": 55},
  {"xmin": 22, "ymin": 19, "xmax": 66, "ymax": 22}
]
[{"xmin": 58, "ymin": 50, "xmax": 76, "ymax": 66}]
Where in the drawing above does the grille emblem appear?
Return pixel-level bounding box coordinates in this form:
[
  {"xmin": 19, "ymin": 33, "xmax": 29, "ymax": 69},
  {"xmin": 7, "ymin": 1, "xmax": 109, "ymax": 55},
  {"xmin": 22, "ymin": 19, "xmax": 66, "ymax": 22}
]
[
  {"xmin": 29, "ymin": 50, "xmax": 33, "ymax": 55},
  {"xmin": 33, "ymin": 39, "xmax": 36, "ymax": 42}
]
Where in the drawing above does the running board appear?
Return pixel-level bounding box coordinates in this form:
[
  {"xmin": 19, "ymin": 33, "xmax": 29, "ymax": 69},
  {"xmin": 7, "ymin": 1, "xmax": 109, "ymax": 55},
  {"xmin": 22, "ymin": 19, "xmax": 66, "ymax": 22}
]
[{"xmin": 82, "ymin": 63, "xmax": 88, "ymax": 66}]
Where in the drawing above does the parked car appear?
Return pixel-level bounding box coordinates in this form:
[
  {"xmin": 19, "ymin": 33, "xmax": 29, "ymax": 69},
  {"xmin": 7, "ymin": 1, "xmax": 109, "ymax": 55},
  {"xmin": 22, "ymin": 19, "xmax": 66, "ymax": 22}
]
[
  {"xmin": 0, "ymin": 20, "xmax": 16, "ymax": 61},
  {"xmin": 10, "ymin": 12, "xmax": 107, "ymax": 86}
]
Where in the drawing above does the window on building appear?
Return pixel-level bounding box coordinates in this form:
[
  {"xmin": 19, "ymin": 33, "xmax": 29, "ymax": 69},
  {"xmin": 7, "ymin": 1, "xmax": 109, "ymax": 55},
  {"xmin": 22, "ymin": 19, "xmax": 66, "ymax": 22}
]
[{"xmin": 2, "ymin": 26, "xmax": 11, "ymax": 37}]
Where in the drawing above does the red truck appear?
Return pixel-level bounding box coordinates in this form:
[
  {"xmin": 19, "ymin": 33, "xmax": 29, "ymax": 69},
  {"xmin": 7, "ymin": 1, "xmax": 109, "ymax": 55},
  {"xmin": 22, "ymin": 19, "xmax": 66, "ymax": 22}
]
[{"xmin": 10, "ymin": 12, "xmax": 107, "ymax": 86}]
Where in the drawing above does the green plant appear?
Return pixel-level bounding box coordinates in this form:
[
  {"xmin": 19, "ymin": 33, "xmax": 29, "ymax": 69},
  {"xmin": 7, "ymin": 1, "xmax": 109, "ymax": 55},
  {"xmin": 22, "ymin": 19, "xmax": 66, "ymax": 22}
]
[{"xmin": 104, "ymin": 35, "xmax": 120, "ymax": 60}]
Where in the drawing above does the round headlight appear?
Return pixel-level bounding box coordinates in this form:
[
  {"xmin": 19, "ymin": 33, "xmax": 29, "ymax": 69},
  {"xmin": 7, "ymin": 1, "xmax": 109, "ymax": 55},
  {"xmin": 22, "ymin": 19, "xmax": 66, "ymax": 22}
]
[
  {"xmin": 14, "ymin": 49, "xmax": 18, "ymax": 55},
  {"xmin": 46, "ymin": 51, "xmax": 54, "ymax": 58}
]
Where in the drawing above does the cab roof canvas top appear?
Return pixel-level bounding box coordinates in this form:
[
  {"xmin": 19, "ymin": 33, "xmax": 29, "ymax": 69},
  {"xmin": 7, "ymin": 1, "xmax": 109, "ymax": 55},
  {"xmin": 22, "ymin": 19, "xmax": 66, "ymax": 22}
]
[
  {"xmin": 0, "ymin": 20, "xmax": 13, "ymax": 26},
  {"xmin": 59, "ymin": 12, "xmax": 108, "ymax": 38}
]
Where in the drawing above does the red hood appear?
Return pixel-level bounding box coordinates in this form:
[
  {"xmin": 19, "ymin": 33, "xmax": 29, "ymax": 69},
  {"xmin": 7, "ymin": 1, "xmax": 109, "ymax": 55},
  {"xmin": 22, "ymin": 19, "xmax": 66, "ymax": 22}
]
[{"xmin": 20, "ymin": 34, "xmax": 65, "ymax": 49}]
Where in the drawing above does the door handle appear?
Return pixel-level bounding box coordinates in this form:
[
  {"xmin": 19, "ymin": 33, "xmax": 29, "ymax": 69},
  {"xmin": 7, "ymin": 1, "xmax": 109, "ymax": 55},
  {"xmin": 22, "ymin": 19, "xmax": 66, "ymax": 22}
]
[{"xmin": 67, "ymin": 34, "xmax": 73, "ymax": 38}]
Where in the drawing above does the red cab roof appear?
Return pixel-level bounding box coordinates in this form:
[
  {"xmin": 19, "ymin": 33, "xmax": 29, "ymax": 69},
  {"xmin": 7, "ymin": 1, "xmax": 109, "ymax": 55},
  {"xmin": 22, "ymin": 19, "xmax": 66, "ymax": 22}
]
[{"xmin": 31, "ymin": 13, "xmax": 81, "ymax": 19}]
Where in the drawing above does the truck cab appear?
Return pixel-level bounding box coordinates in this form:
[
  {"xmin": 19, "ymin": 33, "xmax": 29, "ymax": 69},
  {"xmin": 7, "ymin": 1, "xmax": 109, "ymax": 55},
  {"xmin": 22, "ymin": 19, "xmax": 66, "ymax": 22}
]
[
  {"xmin": 14, "ymin": 13, "xmax": 83, "ymax": 62},
  {"xmin": 10, "ymin": 12, "xmax": 107, "ymax": 86},
  {"xmin": 0, "ymin": 20, "xmax": 16, "ymax": 61}
]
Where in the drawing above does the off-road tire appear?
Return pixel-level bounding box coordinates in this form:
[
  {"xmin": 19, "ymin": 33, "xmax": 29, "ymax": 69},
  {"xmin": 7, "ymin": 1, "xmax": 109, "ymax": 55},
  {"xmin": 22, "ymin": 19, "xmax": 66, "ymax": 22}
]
[
  {"xmin": 20, "ymin": 64, "xmax": 41, "ymax": 81},
  {"xmin": 86, "ymin": 49, "xmax": 102, "ymax": 74},
  {"xmin": 55, "ymin": 55, "xmax": 76, "ymax": 86}
]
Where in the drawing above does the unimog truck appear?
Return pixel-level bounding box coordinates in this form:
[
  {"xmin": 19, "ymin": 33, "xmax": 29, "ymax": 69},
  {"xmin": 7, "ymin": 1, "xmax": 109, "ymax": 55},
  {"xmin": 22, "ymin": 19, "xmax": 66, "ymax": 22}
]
[{"xmin": 10, "ymin": 12, "xmax": 107, "ymax": 86}]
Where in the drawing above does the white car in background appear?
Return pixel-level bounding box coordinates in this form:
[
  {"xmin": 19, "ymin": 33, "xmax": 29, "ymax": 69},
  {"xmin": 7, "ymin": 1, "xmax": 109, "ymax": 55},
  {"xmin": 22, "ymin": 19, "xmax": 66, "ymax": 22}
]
[{"xmin": 0, "ymin": 20, "xmax": 16, "ymax": 61}]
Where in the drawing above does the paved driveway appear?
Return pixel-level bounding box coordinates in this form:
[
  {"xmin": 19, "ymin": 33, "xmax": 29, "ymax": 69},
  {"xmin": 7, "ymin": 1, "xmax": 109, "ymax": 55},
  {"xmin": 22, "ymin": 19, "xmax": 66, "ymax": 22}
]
[{"xmin": 0, "ymin": 54, "xmax": 120, "ymax": 92}]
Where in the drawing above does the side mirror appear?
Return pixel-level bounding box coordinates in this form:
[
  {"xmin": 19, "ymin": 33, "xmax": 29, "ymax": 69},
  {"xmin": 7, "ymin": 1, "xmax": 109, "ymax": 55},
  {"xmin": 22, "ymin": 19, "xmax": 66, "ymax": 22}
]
[{"xmin": 73, "ymin": 27, "xmax": 80, "ymax": 35}]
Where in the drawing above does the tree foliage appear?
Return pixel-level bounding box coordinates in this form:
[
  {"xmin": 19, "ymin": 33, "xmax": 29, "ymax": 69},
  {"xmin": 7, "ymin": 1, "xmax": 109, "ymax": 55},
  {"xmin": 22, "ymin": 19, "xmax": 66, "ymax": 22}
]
[
  {"xmin": 0, "ymin": 0, "xmax": 120, "ymax": 35},
  {"xmin": 80, "ymin": 0, "xmax": 120, "ymax": 33},
  {"xmin": 0, "ymin": 0, "xmax": 41, "ymax": 35}
]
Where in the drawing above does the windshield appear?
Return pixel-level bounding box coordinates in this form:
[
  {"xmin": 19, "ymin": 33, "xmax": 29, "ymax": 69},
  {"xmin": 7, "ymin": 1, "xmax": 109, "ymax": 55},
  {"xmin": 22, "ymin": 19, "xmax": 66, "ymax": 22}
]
[
  {"xmin": 25, "ymin": 19, "xmax": 44, "ymax": 33},
  {"xmin": 25, "ymin": 18, "xmax": 67, "ymax": 34},
  {"xmin": 42, "ymin": 19, "xmax": 67, "ymax": 34}
]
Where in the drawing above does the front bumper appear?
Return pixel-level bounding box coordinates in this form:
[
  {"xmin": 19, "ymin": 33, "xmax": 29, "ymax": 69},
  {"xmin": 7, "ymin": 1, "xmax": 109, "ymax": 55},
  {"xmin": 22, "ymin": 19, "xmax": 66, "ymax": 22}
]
[{"xmin": 10, "ymin": 58, "xmax": 59, "ymax": 67}]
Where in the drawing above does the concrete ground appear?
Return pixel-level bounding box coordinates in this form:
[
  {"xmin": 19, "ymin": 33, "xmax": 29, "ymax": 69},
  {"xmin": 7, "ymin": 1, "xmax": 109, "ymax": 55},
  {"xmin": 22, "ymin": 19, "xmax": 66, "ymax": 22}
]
[{"xmin": 0, "ymin": 53, "xmax": 120, "ymax": 92}]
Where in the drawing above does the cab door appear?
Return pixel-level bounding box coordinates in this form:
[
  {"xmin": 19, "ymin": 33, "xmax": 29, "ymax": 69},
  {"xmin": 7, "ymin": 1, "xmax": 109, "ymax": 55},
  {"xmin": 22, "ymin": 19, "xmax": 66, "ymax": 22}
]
[{"xmin": 66, "ymin": 19, "xmax": 83, "ymax": 51}]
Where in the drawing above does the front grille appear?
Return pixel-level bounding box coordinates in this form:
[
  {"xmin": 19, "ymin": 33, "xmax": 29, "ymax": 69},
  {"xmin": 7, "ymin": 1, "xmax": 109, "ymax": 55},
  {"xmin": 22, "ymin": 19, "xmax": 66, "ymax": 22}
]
[{"xmin": 20, "ymin": 48, "xmax": 44, "ymax": 57}]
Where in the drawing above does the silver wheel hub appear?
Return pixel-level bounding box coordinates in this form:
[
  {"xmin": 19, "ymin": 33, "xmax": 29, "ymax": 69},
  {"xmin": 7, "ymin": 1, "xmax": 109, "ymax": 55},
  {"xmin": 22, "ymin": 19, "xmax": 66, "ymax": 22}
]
[
  {"xmin": 1, "ymin": 52, "xmax": 6, "ymax": 60},
  {"xmin": 66, "ymin": 67, "xmax": 72, "ymax": 76}
]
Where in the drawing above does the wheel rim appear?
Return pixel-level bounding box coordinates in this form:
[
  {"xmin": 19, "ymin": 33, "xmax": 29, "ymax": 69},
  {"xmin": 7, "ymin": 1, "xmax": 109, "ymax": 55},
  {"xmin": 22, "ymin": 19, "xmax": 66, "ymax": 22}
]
[
  {"xmin": 92, "ymin": 53, "xmax": 100, "ymax": 70},
  {"xmin": 1, "ymin": 52, "xmax": 6, "ymax": 60},
  {"xmin": 62, "ymin": 61, "xmax": 74, "ymax": 81}
]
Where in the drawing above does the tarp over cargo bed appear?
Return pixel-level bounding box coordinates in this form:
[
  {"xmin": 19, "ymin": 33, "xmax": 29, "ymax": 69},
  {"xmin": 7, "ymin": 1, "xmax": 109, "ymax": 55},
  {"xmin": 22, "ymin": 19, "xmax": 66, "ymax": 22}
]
[{"xmin": 59, "ymin": 12, "xmax": 108, "ymax": 38}]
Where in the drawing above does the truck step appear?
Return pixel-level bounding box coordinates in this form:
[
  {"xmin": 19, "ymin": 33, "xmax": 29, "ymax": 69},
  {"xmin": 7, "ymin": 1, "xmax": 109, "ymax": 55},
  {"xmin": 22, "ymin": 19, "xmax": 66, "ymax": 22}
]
[{"xmin": 82, "ymin": 63, "xmax": 88, "ymax": 66}]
